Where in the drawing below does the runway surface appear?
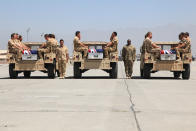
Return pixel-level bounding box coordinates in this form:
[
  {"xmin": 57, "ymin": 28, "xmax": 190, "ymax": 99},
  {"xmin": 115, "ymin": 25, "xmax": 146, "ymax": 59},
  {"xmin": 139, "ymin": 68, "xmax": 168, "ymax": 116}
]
[{"xmin": 0, "ymin": 61, "xmax": 196, "ymax": 131}]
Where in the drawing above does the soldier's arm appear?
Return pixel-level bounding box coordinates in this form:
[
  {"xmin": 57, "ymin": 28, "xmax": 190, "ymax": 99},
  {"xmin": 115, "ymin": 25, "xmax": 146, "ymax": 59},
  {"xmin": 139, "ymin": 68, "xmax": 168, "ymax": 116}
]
[
  {"xmin": 187, "ymin": 37, "xmax": 191, "ymax": 43},
  {"xmin": 66, "ymin": 48, "xmax": 69, "ymax": 59},
  {"xmin": 177, "ymin": 41, "xmax": 186, "ymax": 48},
  {"xmin": 106, "ymin": 42, "xmax": 112, "ymax": 47},
  {"xmin": 66, "ymin": 53, "xmax": 69, "ymax": 63},
  {"xmin": 56, "ymin": 49, "xmax": 59, "ymax": 61},
  {"xmin": 40, "ymin": 43, "xmax": 46, "ymax": 48},
  {"xmin": 65, "ymin": 48, "xmax": 69, "ymax": 63},
  {"xmin": 8, "ymin": 41, "xmax": 13, "ymax": 48},
  {"xmin": 152, "ymin": 42, "xmax": 160, "ymax": 48},
  {"xmin": 79, "ymin": 42, "xmax": 87, "ymax": 48},
  {"xmin": 13, "ymin": 44, "xmax": 23, "ymax": 51},
  {"xmin": 121, "ymin": 47, "xmax": 125, "ymax": 61},
  {"xmin": 133, "ymin": 47, "xmax": 136, "ymax": 61},
  {"xmin": 22, "ymin": 43, "xmax": 30, "ymax": 50},
  {"xmin": 76, "ymin": 38, "xmax": 87, "ymax": 48}
]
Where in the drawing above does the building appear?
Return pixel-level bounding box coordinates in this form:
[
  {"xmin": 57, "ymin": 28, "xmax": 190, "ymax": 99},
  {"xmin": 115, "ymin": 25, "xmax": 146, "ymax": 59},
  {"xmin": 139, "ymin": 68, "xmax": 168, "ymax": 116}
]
[{"xmin": 0, "ymin": 50, "xmax": 7, "ymax": 64}]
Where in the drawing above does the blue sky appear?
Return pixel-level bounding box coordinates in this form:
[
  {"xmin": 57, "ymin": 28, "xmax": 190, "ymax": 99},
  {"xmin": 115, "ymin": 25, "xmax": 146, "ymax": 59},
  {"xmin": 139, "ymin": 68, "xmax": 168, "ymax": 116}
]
[{"xmin": 0, "ymin": 0, "xmax": 196, "ymax": 54}]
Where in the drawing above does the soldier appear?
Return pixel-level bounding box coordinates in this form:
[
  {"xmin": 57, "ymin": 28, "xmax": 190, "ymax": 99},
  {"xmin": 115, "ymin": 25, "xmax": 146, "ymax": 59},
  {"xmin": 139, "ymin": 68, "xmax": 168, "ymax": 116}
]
[
  {"xmin": 175, "ymin": 32, "xmax": 191, "ymax": 60},
  {"xmin": 73, "ymin": 31, "xmax": 88, "ymax": 58},
  {"xmin": 56, "ymin": 39, "xmax": 69, "ymax": 79},
  {"xmin": 38, "ymin": 34, "xmax": 58, "ymax": 59},
  {"xmin": 185, "ymin": 32, "xmax": 191, "ymax": 42},
  {"xmin": 40, "ymin": 34, "xmax": 49, "ymax": 48},
  {"xmin": 141, "ymin": 32, "xmax": 160, "ymax": 59},
  {"xmin": 18, "ymin": 35, "xmax": 30, "ymax": 50},
  {"xmin": 122, "ymin": 39, "xmax": 136, "ymax": 78},
  {"xmin": 8, "ymin": 33, "xmax": 26, "ymax": 52},
  {"xmin": 8, "ymin": 33, "xmax": 18, "ymax": 53},
  {"xmin": 7, "ymin": 33, "xmax": 24, "ymax": 60},
  {"xmin": 184, "ymin": 32, "xmax": 191, "ymax": 53},
  {"xmin": 104, "ymin": 32, "xmax": 118, "ymax": 58}
]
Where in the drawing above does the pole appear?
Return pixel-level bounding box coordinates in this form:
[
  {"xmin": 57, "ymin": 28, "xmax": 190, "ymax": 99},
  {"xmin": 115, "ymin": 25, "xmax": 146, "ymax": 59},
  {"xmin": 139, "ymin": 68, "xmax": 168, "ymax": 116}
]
[
  {"xmin": 26, "ymin": 28, "xmax": 31, "ymax": 42},
  {"xmin": 27, "ymin": 31, "xmax": 28, "ymax": 41}
]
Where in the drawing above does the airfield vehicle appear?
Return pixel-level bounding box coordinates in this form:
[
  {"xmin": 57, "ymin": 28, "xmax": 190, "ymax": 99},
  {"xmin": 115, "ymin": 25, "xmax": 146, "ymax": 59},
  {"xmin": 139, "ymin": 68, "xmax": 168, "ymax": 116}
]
[
  {"xmin": 7, "ymin": 42, "xmax": 59, "ymax": 79},
  {"xmin": 140, "ymin": 42, "xmax": 192, "ymax": 79},
  {"xmin": 73, "ymin": 41, "xmax": 118, "ymax": 78}
]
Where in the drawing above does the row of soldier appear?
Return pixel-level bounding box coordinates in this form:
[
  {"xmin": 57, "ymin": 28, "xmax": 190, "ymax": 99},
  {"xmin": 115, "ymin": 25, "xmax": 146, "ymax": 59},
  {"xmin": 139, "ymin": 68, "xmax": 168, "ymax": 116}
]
[
  {"xmin": 73, "ymin": 31, "xmax": 191, "ymax": 79},
  {"xmin": 8, "ymin": 31, "xmax": 191, "ymax": 79}
]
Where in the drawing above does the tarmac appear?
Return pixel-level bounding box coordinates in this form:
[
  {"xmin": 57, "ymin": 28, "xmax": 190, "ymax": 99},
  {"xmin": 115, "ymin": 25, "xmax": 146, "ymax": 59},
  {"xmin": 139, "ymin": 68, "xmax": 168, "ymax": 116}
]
[{"xmin": 0, "ymin": 61, "xmax": 196, "ymax": 131}]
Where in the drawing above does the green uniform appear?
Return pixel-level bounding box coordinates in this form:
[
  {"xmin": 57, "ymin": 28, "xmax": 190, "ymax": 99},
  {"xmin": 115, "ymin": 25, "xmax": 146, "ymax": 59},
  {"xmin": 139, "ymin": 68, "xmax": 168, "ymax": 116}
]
[
  {"xmin": 104, "ymin": 36, "xmax": 118, "ymax": 58},
  {"xmin": 73, "ymin": 36, "xmax": 88, "ymax": 58},
  {"xmin": 56, "ymin": 45, "xmax": 68, "ymax": 78},
  {"xmin": 122, "ymin": 44, "xmax": 136, "ymax": 77}
]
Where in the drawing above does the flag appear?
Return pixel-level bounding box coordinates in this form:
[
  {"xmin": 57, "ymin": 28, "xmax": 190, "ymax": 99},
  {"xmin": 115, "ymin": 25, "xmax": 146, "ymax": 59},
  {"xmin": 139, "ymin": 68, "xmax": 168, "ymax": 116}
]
[
  {"xmin": 160, "ymin": 50, "xmax": 176, "ymax": 54},
  {"xmin": 96, "ymin": 49, "xmax": 104, "ymax": 53},
  {"xmin": 22, "ymin": 50, "xmax": 31, "ymax": 55},
  {"xmin": 88, "ymin": 49, "xmax": 97, "ymax": 53},
  {"xmin": 30, "ymin": 50, "xmax": 38, "ymax": 54}
]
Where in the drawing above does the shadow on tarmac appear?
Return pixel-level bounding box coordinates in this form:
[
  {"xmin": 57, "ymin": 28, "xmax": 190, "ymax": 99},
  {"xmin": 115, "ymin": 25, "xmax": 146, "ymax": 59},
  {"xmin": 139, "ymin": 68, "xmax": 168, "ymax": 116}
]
[
  {"xmin": 131, "ymin": 76, "xmax": 182, "ymax": 80},
  {"xmin": 0, "ymin": 76, "xmax": 182, "ymax": 80},
  {"xmin": 0, "ymin": 76, "xmax": 112, "ymax": 80}
]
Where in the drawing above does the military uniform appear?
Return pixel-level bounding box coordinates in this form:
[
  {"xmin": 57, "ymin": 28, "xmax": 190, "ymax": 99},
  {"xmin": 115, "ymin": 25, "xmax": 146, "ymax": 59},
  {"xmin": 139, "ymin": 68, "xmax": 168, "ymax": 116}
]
[
  {"xmin": 8, "ymin": 39, "xmax": 18, "ymax": 54},
  {"xmin": 56, "ymin": 45, "xmax": 68, "ymax": 78},
  {"xmin": 38, "ymin": 38, "xmax": 58, "ymax": 59},
  {"xmin": 73, "ymin": 36, "xmax": 88, "ymax": 58},
  {"xmin": 104, "ymin": 36, "xmax": 118, "ymax": 58},
  {"xmin": 18, "ymin": 40, "xmax": 29, "ymax": 50},
  {"xmin": 141, "ymin": 37, "xmax": 160, "ymax": 59},
  {"xmin": 122, "ymin": 44, "xmax": 136, "ymax": 78},
  {"xmin": 176, "ymin": 39, "xmax": 191, "ymax": 59},
  {"xmin": 8, "ymin": 39, "xmax": 22, "ymax": 60}
]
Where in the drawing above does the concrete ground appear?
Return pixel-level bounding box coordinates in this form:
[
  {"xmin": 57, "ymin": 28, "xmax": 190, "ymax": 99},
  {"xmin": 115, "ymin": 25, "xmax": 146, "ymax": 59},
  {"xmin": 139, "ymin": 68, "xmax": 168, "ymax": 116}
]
[{"xmin": 0, "ymin": 61, "xmax": 195, "ymax": 131}]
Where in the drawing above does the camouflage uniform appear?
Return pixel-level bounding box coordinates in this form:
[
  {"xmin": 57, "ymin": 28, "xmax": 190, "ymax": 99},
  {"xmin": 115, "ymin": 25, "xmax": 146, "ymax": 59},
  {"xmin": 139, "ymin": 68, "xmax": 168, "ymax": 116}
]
[
  {"xmin": 176, "ymin": 39, "xmax": 191, "ymax": 59},
  {"xmin": 122, "ymin": 45, "xmax": 136, "ymax": 77},
  {"xmin": 8, "ymin": 39, "xmax": 18, "ymax": 53},
  {"xmin": 73, "ymin": 36, "xmax": 88, "ymax": 58},
  {"xmin": 56, "ymin": 45, "xmax": 68, "ymax": 78},
  {"xmin": 38, "ymin": 38, "xmax": 58, "ymax": 59},
  {"xmin": 141, "ymin": 37, "xmax": 160, "ymax": 59},
  {"xmin": 18, "ymin": 40, "xmax": 29, "ymax": 50},
  {"xmin": 104, "ymin": 36, "xmax": 118, "ymax": 58},
  {"xmin": 8, "ymin": 39, "xmax": 22, "ymax": 60}
]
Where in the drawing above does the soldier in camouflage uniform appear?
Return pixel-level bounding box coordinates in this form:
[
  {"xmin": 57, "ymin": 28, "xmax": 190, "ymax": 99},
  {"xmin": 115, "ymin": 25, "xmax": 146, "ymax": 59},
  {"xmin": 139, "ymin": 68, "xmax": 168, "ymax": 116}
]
[
  {"xmin": 175, "ymin": 32, "xmax": 191, "ymax": 60},
  {"xmin": 104, "ymin": 32, "xmax": 118, "ymax": 58},
  {"xmin": 56, "ymin": 39, "xmax": 69, "ymax": 79},
  {"xmin": 8, "ymin": 33, "xmax": 25, "ymax": 60},
  {"xmin": 38, "ymin": 34, "xmax": 58, "ymax": 59},
  {"xmin": 184, "ymin": 32, "xmax": 191, "ymax": 53},
  {"xmin": 73, "ymin": 31, "xmax": 88, "ymax": 58},
  {"xmin": 141, "ymin": 32, "xmax": 161, "ymax": 59},
  {"xmin": 122, "ymin": 39, "xmax": 136, "ymax": 78},
  {"xmin": 40, "ymin": 34, "xmax": 49, "ymax": 49},
  {"xmin": 8, "ymin": 33, "xmax": 20, "ymax": 54},
  {"xmin": 18, "ymin": 35, "xmax": 30, "ymax": 50}
]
